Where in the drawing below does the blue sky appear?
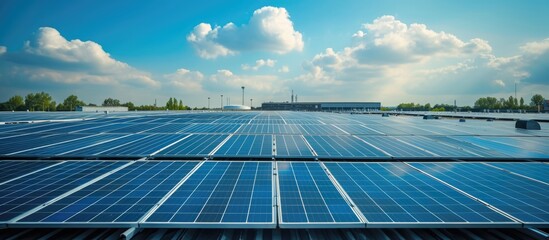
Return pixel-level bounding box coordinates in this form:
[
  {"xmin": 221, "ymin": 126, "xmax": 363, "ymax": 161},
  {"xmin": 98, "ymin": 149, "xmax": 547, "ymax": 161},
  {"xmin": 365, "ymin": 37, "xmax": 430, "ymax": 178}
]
[{"xmin": 1, "ymin": 0, "xmax": 548, "ymax": 107}]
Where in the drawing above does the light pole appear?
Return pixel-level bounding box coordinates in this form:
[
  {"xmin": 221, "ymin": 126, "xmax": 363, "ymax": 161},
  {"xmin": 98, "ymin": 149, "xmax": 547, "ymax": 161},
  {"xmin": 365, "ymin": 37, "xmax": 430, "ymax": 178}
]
[
  {"xmin": 208, "ymin": 97, "xmax": 210, "ymax": 109},
  {"xmin": 250, "ymin": 98, "xmax": 253, "ymax": 109},
  {"xmin": 241, "ymin": 86, "xmax": 245, "ymax": 105},
  {"xmin": 220, "ymin": 95, "xmax": 223, "ymax": 111}
]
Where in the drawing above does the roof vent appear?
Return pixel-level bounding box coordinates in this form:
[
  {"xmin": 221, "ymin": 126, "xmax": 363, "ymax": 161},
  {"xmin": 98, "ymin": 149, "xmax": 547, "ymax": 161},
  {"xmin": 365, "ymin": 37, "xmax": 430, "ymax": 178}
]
[
  {"xmin": 423, "ymin": 115, "xmax": 439, "ymax": 120},
  {"xmin": 382, "ymin": 113, "xmax": 389, "ymax": 117},
  {"xmin": 459, "ymin": 119, "xmax": 466, "ymax": 122},
  {"xmin": 515, "ymin": 119, "xmax": 541, "ymax": 130},
  {"xmin": 486, "ymin": 118, "xmax": 494, "ymax": 122}
]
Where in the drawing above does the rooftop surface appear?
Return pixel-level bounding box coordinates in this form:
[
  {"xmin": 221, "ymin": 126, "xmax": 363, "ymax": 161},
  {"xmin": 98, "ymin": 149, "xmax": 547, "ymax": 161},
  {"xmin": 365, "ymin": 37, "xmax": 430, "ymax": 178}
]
[{"xmin": 0, "ymin": 111, "xmax": 547, "ymax": 239}]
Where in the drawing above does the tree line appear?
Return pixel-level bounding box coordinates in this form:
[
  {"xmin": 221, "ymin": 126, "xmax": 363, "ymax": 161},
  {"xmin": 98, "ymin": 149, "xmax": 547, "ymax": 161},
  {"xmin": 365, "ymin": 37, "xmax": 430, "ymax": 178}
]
[
  {"xmin": 396, "ymin": 94, "xmax": 545, "ymax": 112},
  {"xmin": 0, "ymin": 92, "xmax": 201, "ymax": 111}
]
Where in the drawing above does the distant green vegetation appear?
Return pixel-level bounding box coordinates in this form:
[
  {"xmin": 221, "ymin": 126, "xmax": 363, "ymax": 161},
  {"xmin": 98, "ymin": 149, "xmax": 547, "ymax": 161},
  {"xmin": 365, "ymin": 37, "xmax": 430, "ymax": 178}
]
[
  {"xmin": 0, "ymin": 92, "xmax": 204, "ymax": 111},
  {"xmin": 394, "ymin": 94, "xmax": 545, "ymax": 112}
]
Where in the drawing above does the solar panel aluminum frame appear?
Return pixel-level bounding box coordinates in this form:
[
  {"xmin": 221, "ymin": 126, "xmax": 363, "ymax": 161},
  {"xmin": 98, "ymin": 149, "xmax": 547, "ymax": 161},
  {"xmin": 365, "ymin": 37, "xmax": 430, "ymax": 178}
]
[
  {"xmin": 140, "ymin": 161, "xmax": 277, "ymax": 229},
  {"xmin": 276, "ymin": 162, "xmax": 365, "ymax": 229}
]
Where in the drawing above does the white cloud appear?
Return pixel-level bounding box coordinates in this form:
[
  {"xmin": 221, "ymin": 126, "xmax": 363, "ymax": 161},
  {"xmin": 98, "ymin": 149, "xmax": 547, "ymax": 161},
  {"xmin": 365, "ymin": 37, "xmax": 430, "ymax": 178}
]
[
  {"xmin": 0, "ymin": 46, "xmax": 6, "ymax": 55},
  {"xmin": 187, "ymin": 6, "xmax": 303, "ymax": 59},
  {"xmin": 165, "ymin": 68, "xmax": 204, "ymax": 91},
  {"xmin": 242, "ymin": 59, "xmax": 276, "ymax": 70},
  {"xmin": 520, "ymin": 38, "xmax": 549, "ymax": 55},
  {"xmin": 492, "ymin": 79, "xmax": 506, "ymax": 87},
  {"xmin": 3, "ymin": 27, "xmax": 158, "ymax": 87},
  {"xmin": 209, "ymin": 69, "xmax": 281, "ymax": 91},
  {"xmin": 278, "ymin": 65, "xmax": 289, "ymax": 73}
]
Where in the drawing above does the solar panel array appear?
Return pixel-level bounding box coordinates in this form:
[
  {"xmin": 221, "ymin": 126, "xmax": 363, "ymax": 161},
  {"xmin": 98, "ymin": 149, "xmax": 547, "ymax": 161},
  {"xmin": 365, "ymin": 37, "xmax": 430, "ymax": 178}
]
[{"xmin": 0, "ymin": 111, "xmax": 547, "ymax": 229}]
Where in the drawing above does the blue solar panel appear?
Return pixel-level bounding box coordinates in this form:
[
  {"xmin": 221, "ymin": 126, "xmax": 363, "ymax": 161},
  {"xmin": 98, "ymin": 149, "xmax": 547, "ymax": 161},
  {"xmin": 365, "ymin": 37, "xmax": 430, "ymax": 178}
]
[
  {"xmin": 486, "ymin": 162, "xmax": 549, "ymax": 184},
  {"xmin": 0, "ymin": 161, "xmax": 59, "ymax": 184},
  {"xmin": 181, "ymin": 124, "xmax": 241, "ymax": 133},
  {"xmin": 59, "ymin": 134, "xmax": 148, "ymax": 157},
  {"xmin": 214, "ymin": 135, "xmax": 273, "ymax": 157},
  {"xmin": 325, "ymin": 162, "xmax": 516, "ymax": 227},
  {"xmin": 394, "ymin": 136, "xmax": 479, "ymax": 158},
  {"xmin": 155, "ymin": 134, "xmax": 228, "ymax": 157},
  {"xmin": 304, "ymin": 135, "xmax": 389, "ymax": 159},
  {"xmin": 98, "ymin": 134, "xmax": 187, "ymax": 157},
  {"xmin": 275, "ymin": 135, "xmax": 314, "ymax": 157},
  {"xmin": 299, "ymin": 125, "xmax": 346, "ymax": 135},
  {"xmin": 411, "ymin": 162, "xmax": 549, "ymax": 226},
  {"xmin": 13, "ymin": 134, "xmax": 122, "ymax": 156},
  {"xmin": 16, "ymin": 161, "xmax": 198, "ymax": 227},
  {"xmin": 0, "ymin": 161, "xmax": 126, "ymax": 222},
  {"xmin": 452, "ymin": 136, "xmax": 549, "ymax": 159},
  {"xmin": 357, "ymin": 136, "xmax": 433, "ymax": 158},
  {"xmin": 277, "ymin": 162, "xmax": 362, "ymax": 228},
  {"xmin": 143, "ymin": 161, "xmax": 274, "ymax": 228},
  {"xmin": 425, "ymin": 136, "xmax": 510, "ymax": 158},
  {"xmin": 0, "ymin": 134, "xmax": 90, "ymax": 155}
]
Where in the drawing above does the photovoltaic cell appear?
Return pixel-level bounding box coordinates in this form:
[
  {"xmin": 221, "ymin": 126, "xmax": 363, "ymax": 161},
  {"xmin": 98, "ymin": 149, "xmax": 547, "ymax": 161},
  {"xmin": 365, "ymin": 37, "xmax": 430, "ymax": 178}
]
[
  {"xmin": 452, "ymin": 136, "xmax": 549, "ymax": 159},
  {"xmin": 277, "ymin": 162, "xmax": 362, "ymax": 228},
  {"xmin": 144, "ymin": 161, "xmax": 274, "ymax": 228},
  {"xmin": 412, "ymin": 162, "xmax": 549, "ymax": 226},
  {"xmin": 325, "ymin": 162, "xmax": 516, "ymax": 227},
  {"xmin": 155, "ymin": 134, "xmax": 228, "ymax": 157},
  {"xmin": 99, "ymin": 134, "xmax": 187, "ymax": 157},
  {"xmin": 275, "ymin": 135, "xmax": 314, "ymax": 157},
  {"xmin": 358, "ymin": 136, "xmax": 433, "ymax": 158},
  {"xmin": 17, "ymin": 161, "xmax": 198, "ymax": 226},
  {"xmin": 0, "ymin": 161, "xmax": 58, "ymax": 184},
  {"xmin": 0, "ymin": 161, "xmax": 126, "ymax": 222},
  {"xmin": 214, "ymin": 135, "xmax": 273, "ymax": 157},
  {"xmin": 304, "ymin": 135, "xmax": 389, "ymax": 158},
  {"xmin": 14, "ymin": 134, "xmax": 122, "ymax": 156},
  {"xmin": 486, "ymin": 162, "xmax": 549, "ymax": 184}
]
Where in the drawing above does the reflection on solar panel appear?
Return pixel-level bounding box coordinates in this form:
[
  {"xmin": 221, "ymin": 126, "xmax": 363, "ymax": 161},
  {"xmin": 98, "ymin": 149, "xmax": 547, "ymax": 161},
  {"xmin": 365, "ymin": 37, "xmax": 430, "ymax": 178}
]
[
  {"xmin": 425, "ymin": 136, "xmax": 510, "ymax": 158},
  {"xmin": 0, "ymin": 161, "xmax": 126, "ymax": 222},
  {"xmin": 305, "ymin": 135, "xmax": 389, "ymax": 158},
  {"xmin": 143, "ymin": 161, "xmax": 274, "ymax": 228},
  {"xmin": 333, "ymin": 124, "xmax": 384, "ymax": 135},
  {"xmin": 0, "ymin": 161, "xmax": 58, "ymax": 184},
  {"xmin": 155, "ymin": 134, "xmax": 228, "ymax": 157},
  {"xmin": 452, "ymin": 136, "xmax": 549, "ymax": 158},
  {"xmin": 237, "ymin": 124, "xmax": 301, "ymax": 134},
  {"xmin": 181, "ymin": 124, "xmax": 241, "ymax": 133},
  {"xmin": 214, "ymin": 135, "xmax": 273, "ymax": 157},
  {"xmin": 16, "ymin": 161, "xmax": 198, "ymax": 227},
  {"xmin": 358, "ymin": 136, "xmax": 433, "ymax": 158},
  {"xmin": 486, "ymin": 162, "xmax": 549, "ymax": 184},
  {"xmin": 99, "ymin": 134, "xmax": 187, "ymax": 157},
  {"xmin": 325, "ymin": 162, "xmax": 516, "ymax": 227},
  {"xmin": 13, "ymin": 134, "xmax": 122, "ymax": 156},
  {"xmin": 411, "ymin": 162, "xmax": 549, "ymax": 226},
  {"xmin": 0, "ymin": 134, "xmax": 90, "ymax": 155},
  {"xmin": 395, "ymin": 136, "xmax": 478, "ymax": 158},
  {"xmin": 299, "ymin": 125, "xmax": 346, "ymax": 135},
  {"xmin": 59, "ymin": 134, "xmax": 147, "ymax": 157},
  {"xmin": 275, "ymin": 135, "xmax": 314, "ymax": 157},
  {"xmin": 277, "ymin": 162, "xmax": 362, "ymax": 228}
]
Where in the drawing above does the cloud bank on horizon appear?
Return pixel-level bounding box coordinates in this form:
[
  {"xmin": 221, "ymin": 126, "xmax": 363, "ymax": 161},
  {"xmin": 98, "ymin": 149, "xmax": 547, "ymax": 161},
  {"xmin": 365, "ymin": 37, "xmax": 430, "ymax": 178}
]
[{"xmin": 0, "ymin": 5, "xmax": 548, "ymax": 107}]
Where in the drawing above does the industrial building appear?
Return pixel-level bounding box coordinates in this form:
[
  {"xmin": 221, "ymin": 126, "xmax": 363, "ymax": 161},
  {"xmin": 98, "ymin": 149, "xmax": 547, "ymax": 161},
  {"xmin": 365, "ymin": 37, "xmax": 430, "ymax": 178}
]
[
  {"xmin": 261, "ymin": 101, "xmax": 381, "ymax": 111},
  {"xmin": 75, "ymin": 106, "xmax": 128, "ymax": 112}
]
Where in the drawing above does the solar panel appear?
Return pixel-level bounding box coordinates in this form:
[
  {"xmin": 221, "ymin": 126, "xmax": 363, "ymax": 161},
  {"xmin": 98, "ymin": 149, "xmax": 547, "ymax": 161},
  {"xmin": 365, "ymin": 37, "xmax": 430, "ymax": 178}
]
[
  {"xmin": 357, "ymin": 136, "xmax": 434, "ymax": 158},
  {"xmin": 98, "ymin": 134, "xmax": 188, "ymax": 157},
  {"xmin": 0, "ymin": 161, "xmax": 126, "ymax": 223},
  {"xmin": 12, "ymin": 134, "xmax": 123, "ymax": 156},
  {"xmin": 299, "ymin": 125, "xmax": 346, "ymax": 135},
  {"xmin": 425, "ymin": 136, "xmax": 510, "ymax": 158},
  {"xmin": 451, "ymin": 136, "xmax": 549, "ymax": 159},
  {"xmin": 0, "ymin": 134, "xmax": 91, "ymax": 155},
  {"xmin": 277, "ymin": 162, "xmax": 363, "ymax": 228},
  {"xmin": 393, "ymin": 136, "xmax": 479, "ymax": 158},
  {"xmin": 0, "ymin": 161, "xmax": 59, "ymax": 184},
  {"xmin": 15, "ymin": 161, "xmax": 198, "ymax": 227},
  {"xmin": 154, "ymin": 134, "xmax": 228, "ymax": 157},
  {"xmin": 304, "ymin": 135, "xmax": 389, "ymax": 159},
  {"xmin": 333, "ymin": 124, "xmax": 384, "ymax": 135},
  {"xmin": 143, "ymin": 161, "xmax": 274, "ymax": 228},
  {"xmin": 325, "ymin": 162, "xmax": 517, "ymax": 228},
  {"xmin": 59, "ymin": 134, "xmax": 148, "ymax": 157},
  {"xmin": 275, "ymin": 135, "xmax": 314, "ymax": 158},
  {"xmin": 486, "ymin": 162, "xmax": 549, "ymax": 184},
  {"xmin": 214, "ymin": 135, "xmax": 273, "ymax": 158},
  {"xmin": 180, "ymin": 124, "xmax": 241, "ymax": 133},
  {"xmin": 411, "ymin": 162, "xmax": 549, "ymax": 227}
]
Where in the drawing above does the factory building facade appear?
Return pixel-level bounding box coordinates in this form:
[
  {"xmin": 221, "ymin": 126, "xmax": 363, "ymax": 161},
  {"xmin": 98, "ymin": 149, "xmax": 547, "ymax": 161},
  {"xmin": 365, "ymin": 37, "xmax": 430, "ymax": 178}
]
[{"xmin": 261, "ymin": 102, "xmax": 381, "ymax": 111}]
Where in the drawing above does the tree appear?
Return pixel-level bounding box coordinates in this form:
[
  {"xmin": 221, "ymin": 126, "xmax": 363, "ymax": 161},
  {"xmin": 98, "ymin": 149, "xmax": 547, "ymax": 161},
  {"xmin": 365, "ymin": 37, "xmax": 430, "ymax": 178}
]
[
  {"xmin": 7, "ymin": 95, "xmax": 24, "ymax": 111},
  {"xmin": 179, "ymin": 100, "xmax": 183, "ymax": 110},
  {"xmin": 531, "ymin": 94, "xmax": 544, "ymax": 112},
  {"xmin": 519, "ymin": 97, "xmax": 525, "ymax": 109},
  {"xmin": 25, "ymin": 92, "xmax": 52, "ymax": 111},
  {"xmin": 63, "ymin": 95, "xmax": 85, "ymax": 111},
  {"xmin": 122, "ymin": 102, "xmax": 135, "ymax": 110},
  {"xmin": 102, "ymin": 98, "xmax": 121, "ymax": 107}
]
